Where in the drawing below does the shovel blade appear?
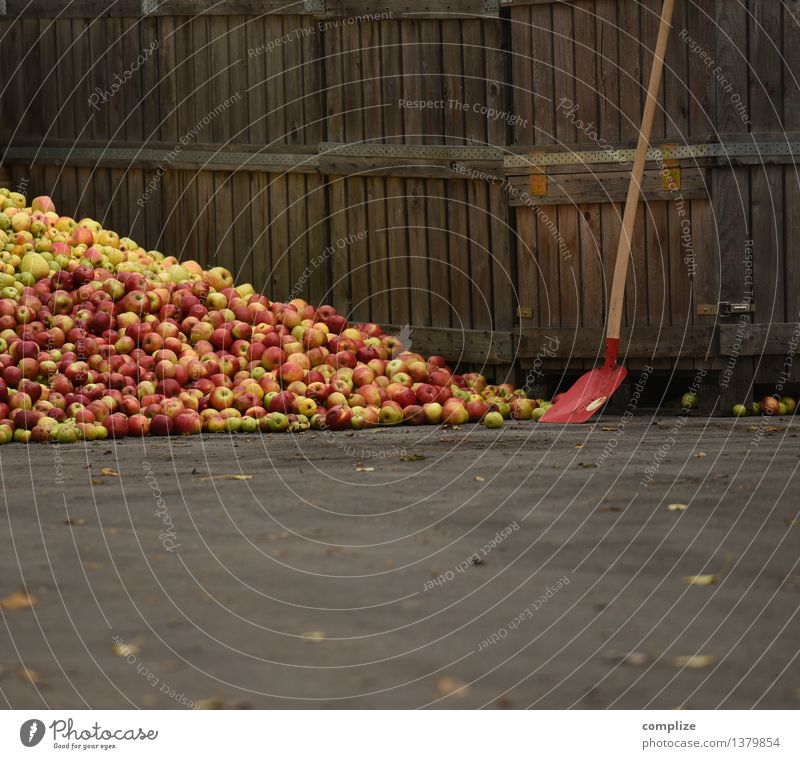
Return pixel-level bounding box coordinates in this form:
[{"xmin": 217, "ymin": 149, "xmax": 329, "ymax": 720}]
[{"xmin": 540, "ymin": 364, "xmax": 628, "ymax": 424}]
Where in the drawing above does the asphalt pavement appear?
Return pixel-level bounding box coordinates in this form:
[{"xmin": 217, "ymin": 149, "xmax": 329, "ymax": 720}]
[{"xmin": 1, "ymin": 415, "xmax": 798, "ymax": 709}]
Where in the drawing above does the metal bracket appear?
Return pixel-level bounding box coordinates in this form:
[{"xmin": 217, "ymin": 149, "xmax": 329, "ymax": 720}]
[
  {"xmin": 517, "ymin": 306, "xmax": 534, "ymax": 319},
  {"xmin": 304, "ymin": 0, "xmax": 325, "ymax": 13},
  {"xmin": 141, "ymin": 0, "xmax": 159, "ymax": 14},
  {"xmin": 0, "ymin": 1, "xmax": 7, "ymax": 17},
  {"xmin": 697, "ymin": 302, "xmax": 755, "ymax": 316},
  {"xmin": 484, "ymin": 0, "xmax": 501, "ymax": 12}
]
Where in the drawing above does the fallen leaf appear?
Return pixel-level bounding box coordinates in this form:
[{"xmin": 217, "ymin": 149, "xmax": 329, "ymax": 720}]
[
  {"xmin": 474, "ymin": 475, "xmax": 485, "ymax": 482},
  {"xmin": 355, "ymin": 464, "xmax": 374, "ymax": 472},
  {"xmin": 112, "ymin": 642, "xmax": 139, "ymax": 658},
  {"xmin": 400, "ymin": 454, "xmax": 426, "ymax": 461},
  {"xmin": 673, "ymin": 655, "xmax": 716, "ymax": 669},
  {"xmin": 91, "ymin": 480, "xmax": 104, "ymax": 485},
  {"xmin": 437, "ymin": 676, "xmax": 471, "ymax": 699},
  {"xmin": 575, "ymin": 443, "xmax": 584, "ymax": 449},
  {"xmin": 577, "ymin": 462, "xmax": 597, "ymax": 468},
  {"xmin": 195, "ymin": 697, "xmax": 225, "ymax": 710},
  {"xmin": 1, "ymin": 591, "xmax": 38, "ymax": 611},
  {"xmin": 694, "ymin": 452, "xmax": 707, "ymax": 458},
  {"xmin": 199, "ymin": 474, "xmax": 252, "ymax": 481},
  {"xmin": 17, "ymin": 667, "xmax": 44, "ymax": 686},
  {"xmin": 302, "ymin": 631, "xmax": 325, "ymax": 642},
  {"xmin": 601, "ymin": 426, "xmax": 617, "ymax": 432},
  {"xmin": 685, "ymin": 574, "xmax": 718, "ymax": 586},
  {"xmin": 100, "ymin": 467, "xmax": 118, "ymax": 477},
  {"xmin": 668, "ymin": 503, "xmax": 688, "ymax": 512},
  {"xmin": 64, "ymin": 518, "xmax": 86, "ymax": 526}
]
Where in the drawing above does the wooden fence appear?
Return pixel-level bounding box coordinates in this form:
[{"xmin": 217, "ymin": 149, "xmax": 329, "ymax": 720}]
[{"xmin": 1, "ymin": 1, "xmax": 798, "ymax": 404}]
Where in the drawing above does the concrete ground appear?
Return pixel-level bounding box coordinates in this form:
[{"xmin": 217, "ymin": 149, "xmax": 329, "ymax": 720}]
[{"xmin": 0, "ymin": 414, "xmax": 798, "ymax": 710}]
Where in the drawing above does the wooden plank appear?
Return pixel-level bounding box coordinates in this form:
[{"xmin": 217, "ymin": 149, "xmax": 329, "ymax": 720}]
[
  {"xmin": 514, "ymin": 207, "xmax": 538, "ymax": 329},
  {"xmin": 719, "ymin": 323, "xmax": 800, "ymax": 356},
  {"xmin": 209, "ymin": 17, "xmax": 231, "ymax": 144},
  {"xmin": 386, "ymin": 176, "xmax": 410, "ymax": 324},
  {"xmin": 530, "ymin": 2, "xmax": 554, "ymax": 145},
  {"xmin": 484, "ymin": 18, "xmax": 506, "ymax": 148},
  {"xmin": 263, "ymin": 16, "xmax": 287, "ymax": 145},
  {"xmin": 426, "ymin": 177, "xmax": 451, "ymax": 328},
  {"xmin": 662, "ymin": 0, "xmax": 687, "ymax": 141},
  {"xmin": 519, "ymin": 326, "xmax": 715, "ymax": 360},
  {"xmin": 328, "ymin": 176, "xmax": 350, "ymax": 314},
  {"xmin": 323, "ymin": 1, "xmax": 497, "ymax": 19},
  {"xmin": 401, "ymin": 20, "xmax": 424, "ymax": 142},
  {"xmin": 691, "ymin": 198, "xmax": 718, "ymax": 328},
  {"xmin": 643, "ymin": 199, "xmax": 666, "ymax": 328},
  {"xmin": 2, "ymin": 0, "xmax": 308, "ymax": 15},
  {"xmin": 468, "ymin": 180, "xmax": 492, "ymax": 329},
  {"xmin": 249, "ymin": 171, "xmax": 269, "ymax": 296},
  {"xmin": 594, "ymin": 0, "xmax": 619, "ymax": 145},
  {"xmin": 446, "ymin": 180, "xmax": 470, "ymax": 328},
  {"xmin": 287, "ymin": 172, "xmax": 309, "ymax": 301},
  {"xmin": 462, "ymin": 18, "xmax": 486, "ymax": 144},
  {"xmin": 441, "ymin": 19, "xmax": 467, "ymax": 144},
  {"xmin": 578, "ymin": 202, "xmax": 604, "ymax": 327},
  {"xmin": 536, "ymin": 203, "xmax": 559, "ymax": 327},
  {"xmin": 617, "ymin": 0, "xmax": 641, "ymax": 142},
  {"xmin": 784, "ymin": 0, "xmax": 800, "ymax": 132},
  {"xmin": 505, "ymin": 168, "xmax": 708, "ymax": 206},
  {"xmin": 228, "ymin": 16, "xmax": 250, "ymax": 143},
  {"xmin": 139, "ymin": 14, "xmax": 161, "ymax": 143},
  {"xmin": 282, "ymin": 14, "xmax": 305, "ymax": 146},
  {"xmin": 666, "ymin": 196, "xmax": 689, "ymax": 328},
  {"xmin": 380, "ymin": 18, "xmax": 403, "ymax": 144},
  {"xmin": 572, "ymin": 1, "xmax": 596, "ymax": 138},
  {"xmin": 687, "ymin": 0, "xmax": 715, "ymax": 139},
  {"xmin": 347, "ymin": 177, "xmax": 372, "ymax": 321},
  {"xmin": 407, "ymin": 177, "xmax": 431, "ymax": 325},
  {"xmin": 751, "ymin": 165, "xmax": 785, "ymax": 323},
  {"xmin": 556, "ymin": 205, "xmax": 579, "ymax": 327},
  {"xmin": 489, "ymin": 177, "xmax": 514, "ymax": 330},
  {"xmin": 268, "ymin": 174, "xmax": 291, "ymax": 301},
  {"xmin": 360, "ymin": 14, "xmax": 383, "ymax": 144},
  {"xmin": 749, "ymin": 0, "xmax": 783, "ymax": 134},
  {"xmin": 381, "ymin": 326, "xmax": 514, "ymax": 364},
  {"xmin": 54, "ymin": 17, "xmax": 78, "ymax": 141},
  {"xmin": 551, "ymin": 2, "xmax": 575, "ymax": 145},
  {"xmin": 231, "ymin": 169, "xmax": 253, "ymax": 285},
  {"xmin": 509, "ymin": 5, "xmax": 534, "ymax": 147},
  {"xmin": 122, "ymin": 17, "xmax": 145, "ymax": 142},
  {"xmin": 157, "ymin": 15, "xmax": 178, "ymax": 142},
  {"xmin": 305, "ymin": 174, "xmax": 328, "ymax": 307}
]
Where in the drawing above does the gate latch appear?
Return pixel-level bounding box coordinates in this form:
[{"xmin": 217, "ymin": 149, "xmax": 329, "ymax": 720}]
[{"xmin": 697, "ymin": 301, "xmax": 755, "ymax": 316}]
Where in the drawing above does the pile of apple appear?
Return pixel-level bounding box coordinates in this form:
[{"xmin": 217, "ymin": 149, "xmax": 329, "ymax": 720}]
[
  {"xmin": 731, "ymin": 396, "xmax": 797, "ymax": 417},
  {"xmin": 0, "ymin": 188, "xmax": 546, "ymax": 444}
]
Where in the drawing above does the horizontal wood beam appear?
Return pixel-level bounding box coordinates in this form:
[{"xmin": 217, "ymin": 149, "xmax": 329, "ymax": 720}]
[
  {"xmin": 719, "ymin": 323, "xmax": 800, "ymax": 356},
  {"xmin": 0, "ymin": 0, "xmax": 497, "ymax": 18},
  {"xmin": 379, "ymin": 325, "xmax": 718, "ymax": 364}
]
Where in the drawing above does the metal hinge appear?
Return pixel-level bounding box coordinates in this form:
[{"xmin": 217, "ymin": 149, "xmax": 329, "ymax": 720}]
[{"xmin": 697, "ymin": 302, "xmax": 755, "ymax": 316}]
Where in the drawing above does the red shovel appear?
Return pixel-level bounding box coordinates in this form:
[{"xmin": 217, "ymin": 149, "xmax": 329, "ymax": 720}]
[{"xmin": 541, "ymin": 0, "xmax": 675, "ymax": 424}]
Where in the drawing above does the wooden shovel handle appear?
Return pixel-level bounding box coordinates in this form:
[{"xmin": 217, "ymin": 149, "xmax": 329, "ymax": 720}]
[{"xmin": 606, "ymin": 0, "xmax": 676, "ymax": 343}]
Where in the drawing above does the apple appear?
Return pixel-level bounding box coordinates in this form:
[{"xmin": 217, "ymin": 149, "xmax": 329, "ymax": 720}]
[
  {"xmin": 325, "ymin": 404, "xmax": 353, "ymax": 431},
  {"xmin": 760, "ymin": 395, "xmax": 780, "ymax": 415},
  {"xmin": 484, "ymin": 411, "xmax": 504, "ymax": 429}
]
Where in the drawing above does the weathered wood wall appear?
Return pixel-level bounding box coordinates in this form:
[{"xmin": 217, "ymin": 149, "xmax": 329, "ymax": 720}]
[{"xmin": 1, "ymin": 0, "xmax": 798, "ymax": 396}]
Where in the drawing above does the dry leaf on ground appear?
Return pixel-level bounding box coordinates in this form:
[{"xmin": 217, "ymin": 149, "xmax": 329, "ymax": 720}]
[
  {"xmin": 100, "ymin": 468, "xmax": 118, "ymax": 477},
  {"xmin": 685, "ymin": 574, "xmax": 718, "ymax": 586},
  {"xmin": 668, "ymin": 503, "xmax": 688, "ymax": 512},
  {"xmin": 199, "ymin": 474, "xmax": 252, "ymax": 481},
  {"xmin": 673, "ymin": 655, "xmax": 716, "ymax": 669},
  {"xmin": 17, "ymin": 667, "xmax": 44, "ymax": 685},
  {"xmin": 1, "ymin": 591, "xmax": 38, "ymax": 611},
  {"xmin": 437, "ymin": 676, "xmax": 471, "ymax": 699}
]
